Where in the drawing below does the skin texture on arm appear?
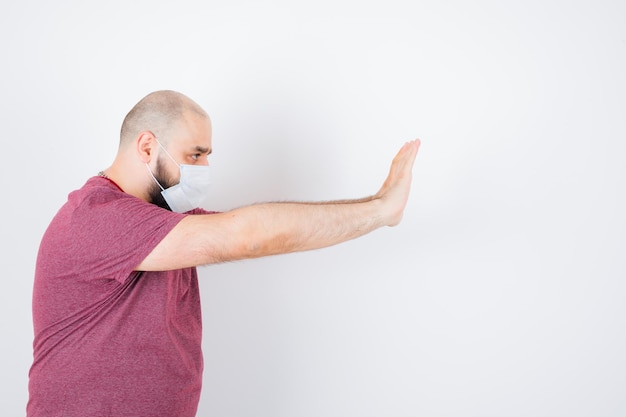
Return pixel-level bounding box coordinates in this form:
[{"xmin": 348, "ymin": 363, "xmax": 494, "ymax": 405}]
[{"xmin": 136, "ymin": 140, "xmax": 420, "ymax": 271}]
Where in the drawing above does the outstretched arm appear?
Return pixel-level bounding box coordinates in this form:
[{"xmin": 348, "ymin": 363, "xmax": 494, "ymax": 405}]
[{"xmin": 136, "ymin": 139, "xmax": 421, "ymax": 270}]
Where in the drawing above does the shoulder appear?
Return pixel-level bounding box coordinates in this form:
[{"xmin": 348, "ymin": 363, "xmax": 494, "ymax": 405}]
[
  {"xmin": 62, "ymin": 176, "xmax": 186, "ymax": 227},
  {"xmin": 69, "ymin": 176, "xmax": 131, "ymax": 206}
]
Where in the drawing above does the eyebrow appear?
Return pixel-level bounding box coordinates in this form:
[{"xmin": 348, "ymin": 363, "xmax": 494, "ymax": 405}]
[{"xmin": 192, "ymin": 146, "xmax": 212, "ymax": 155}]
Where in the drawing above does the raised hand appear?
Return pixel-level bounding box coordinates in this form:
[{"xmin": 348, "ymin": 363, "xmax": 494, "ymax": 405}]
[{"xmin": 376, "ymin": 139, "xmax": 421, "ymax": 226}]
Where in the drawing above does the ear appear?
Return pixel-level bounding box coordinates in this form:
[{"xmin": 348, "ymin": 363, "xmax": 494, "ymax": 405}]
[{"xmin": 136, "ymin": 131, "xmax": 157, "ymax": 163}]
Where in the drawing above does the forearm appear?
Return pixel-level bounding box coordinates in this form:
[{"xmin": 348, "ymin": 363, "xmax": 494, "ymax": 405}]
[
  {"xmin": 231, "ymin": 198, "xmax": 386, "ymax": 259},
  {"xmin": 297, "ymin": 195, "xmax": 377, "ymax": 205}
]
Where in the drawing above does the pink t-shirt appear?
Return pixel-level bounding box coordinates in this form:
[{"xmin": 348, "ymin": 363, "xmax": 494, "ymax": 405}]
[{"xmin": 28, "ymin": 177, "xmax": 210, "ymax": 417}]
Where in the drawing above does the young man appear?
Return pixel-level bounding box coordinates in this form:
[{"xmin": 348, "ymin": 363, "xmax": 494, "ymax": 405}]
[{"xmin": 27, "ymin": 90, "xmax": 421, "ymax": 416}]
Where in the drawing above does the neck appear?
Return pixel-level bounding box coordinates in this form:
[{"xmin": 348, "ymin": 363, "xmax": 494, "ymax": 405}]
[{"xmin": 97, "ymin": 170, "xmax": 124, "ymax": 192}]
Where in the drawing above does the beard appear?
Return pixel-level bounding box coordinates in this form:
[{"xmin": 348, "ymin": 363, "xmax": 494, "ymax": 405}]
[{"xmin": 147, "ymin": 157, "xmax": 177, "ymax": 210}]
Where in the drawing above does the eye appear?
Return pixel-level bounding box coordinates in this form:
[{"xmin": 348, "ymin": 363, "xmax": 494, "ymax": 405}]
[{"xmin": 191, "ymin": 153, "xmax": 201, "ymax": 161}]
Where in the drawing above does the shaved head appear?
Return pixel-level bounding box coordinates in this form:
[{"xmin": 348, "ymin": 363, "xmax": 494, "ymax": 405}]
[{"xmin": 120, "ymin": 90, "xmax": 209, "ymax": 147}]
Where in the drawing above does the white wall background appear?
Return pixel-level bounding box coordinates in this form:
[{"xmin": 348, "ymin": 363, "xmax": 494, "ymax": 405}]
[{"xmin": 1, "ymin": 0, "xmax": 625, "ymax": 416}]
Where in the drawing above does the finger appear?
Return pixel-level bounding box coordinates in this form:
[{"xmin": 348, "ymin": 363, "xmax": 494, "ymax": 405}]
[
  {"xmin": 405, "ymin": 139, "xmax": 420, "ymax": 167},
  {"xmin": 395, "ymin": 139, "xmax": 420, "ymax": 172}
]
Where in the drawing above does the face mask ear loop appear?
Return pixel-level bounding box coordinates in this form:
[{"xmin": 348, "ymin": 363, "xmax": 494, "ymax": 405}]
[
  {"xmin": 155, "ymin": 138, "xmax": 181, "ymax": 168},
  {"xmin": 145, "ymin": 163, "xmax": 165, "ymax": 191}
]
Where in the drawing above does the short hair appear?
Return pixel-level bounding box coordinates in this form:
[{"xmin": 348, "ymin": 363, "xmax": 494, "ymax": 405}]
[{"xmin": 119, "ymin": 90, "xmax": 208, "ymax": 146}]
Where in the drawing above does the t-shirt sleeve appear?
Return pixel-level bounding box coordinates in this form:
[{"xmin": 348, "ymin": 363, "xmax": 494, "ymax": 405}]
[
  {"xmin": 46, "ymin": 185, "xmax": 187, "ymax": 284},
  {"xmin": 186, "ymin": 207, "xmax": 221, "ymax": 215}
]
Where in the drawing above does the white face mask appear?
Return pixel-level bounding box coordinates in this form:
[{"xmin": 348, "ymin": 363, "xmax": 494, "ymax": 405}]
[{"xmin": 146, "ymin": 139, "xmax": 211, "ymax": 213}]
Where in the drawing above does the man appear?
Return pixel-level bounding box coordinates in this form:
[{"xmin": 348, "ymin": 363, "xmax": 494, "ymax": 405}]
[{"xmin": 27, "ymin": 90, "xmax": 421, "ymax": 416}]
